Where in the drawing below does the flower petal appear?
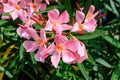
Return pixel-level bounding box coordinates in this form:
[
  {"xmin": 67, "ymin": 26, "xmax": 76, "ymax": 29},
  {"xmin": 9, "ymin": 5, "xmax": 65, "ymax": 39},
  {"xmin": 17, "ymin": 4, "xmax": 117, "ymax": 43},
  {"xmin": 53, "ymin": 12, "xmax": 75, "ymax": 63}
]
[
  {"xmin": 62, "ymin": 50, "xmax": 75, "ymax": 63},
  {"xmin": 47, "ymin": 42, "xmax": 55, "ymax": 53},
  {"xmin": 88, "ymin": 5, "xmax": 95, "ymax": 14},
  {"xmin": 3, "ymin": 4, "xmax": 14, "ymax": 12},
  {"xmin": 64, "ymin": 40, "xmax": 79, "ymax": 52},
  {"xmin": 10, "ymin": 11, "xmax": 18, "ymax": 20},
  {"xmin": 76, "ymin": 11, "xmax": 85, "ymax": 23},
  {"xmin": 83, "ymin": 19, "xmax": 97, "ymax": 32},
  {"xmin": 26, "ymin": 28, "xmax": 40, "ymax": 40},
  {"xmin": 23, "ymin": 40, "xmax": 38, "ymax": 52},
  {"xmin": 71, "ymin": 22, "xmax": 79, "ymax": 32},
  {"xmin": 48, "ymin": 9, "xmax": 59, "ymax": 23},
  {"xmin": 40, "ymin": 29, "xmax": 46, "ymax": 41},
  {"xmin": 51, "ymin": 52, "xmax": 60, "ymax": 68},
  {"xmin": 61, "ymin": 24, "xmax": 72, "ymax": 31},
  {"xmin": 35, "ymin": 48, "xmax": 48, "ymax": 63},
  {"xmin": 54, "ymin": 34, "xmax": 67, "ymax": 45},
  {"xmin": 44, "ymin": 20, "xmax": 53, "ymax": 31},
  {"xmin": 58, "ymin": 10, "xmax": 69, "ymax": 24},
  {"xmin": 17, "ymin": 27, "xmax": 30, "ymax": 39},
  {"xmin": 74, "ymin": 41, "xmax": 88, "ymax": 63}
]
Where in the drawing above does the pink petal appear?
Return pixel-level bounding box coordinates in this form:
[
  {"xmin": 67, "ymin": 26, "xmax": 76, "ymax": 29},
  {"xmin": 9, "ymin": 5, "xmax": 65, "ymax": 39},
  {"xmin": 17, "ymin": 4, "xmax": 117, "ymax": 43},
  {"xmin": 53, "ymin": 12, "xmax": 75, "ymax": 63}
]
[
  {"xmin": 93, "ymin": 11, "xmax": 99, "ymax": 18},
  {"xmin": 64, "ymin": 40, "xmax": 79, "ymax": 52},
  {"xmin": 88, "ymin": 5, "xmax": 95, "ymax": 14},
  {"xmin": 51, "ymin": 52, "xmax": 60, "ymax": 68},
  {"xmin": 48, "ymin": 9, "xmax": 59, "ymax": 23},
  {"xmin": 17, "ymin": 27, "xmax": 30, "ymax": 39},
  {"xmin": 44, "ymin": 20, "xmax": 53, "ymax": 31},
  {"xmin": 54, "ymin": 34, "xmax": 67, "ymax": 45},
  {"xmin": 10, "ymin": 11, "xmax": 18, "ymax": 20},
  {"xmin": 39, "ymin": 3, "xmax": 46, "ymax": 11},
  {"xmin": 71, "ymin": 22, "xmax": 79, "ymax": 32},
  {"xmin": 19, "ymin": 0, "xmax": 26, "ymax": 9},
  {"xmin": 26, "ymin": 28, "xmax": 40, "ymax": 40},
  {"xmin": 83, "ymin": 19, "xmax": 97, "ymax": 32},
  {"xmin": 74, "ymin": 41, "xmax": 88, "ymax": 63},
  {"xmin": 35, "ymin": 48, "xmax": 48, "ymax": 62},
  {"xmin": 76, "ymin": 11, "xmax": 85, "ymax": 23},
  {"xmin": 3, "ymin": 4, "xmax": 14, "ymax": 12},
  {"xmin": 40, "ymin": 29, "xmax": 46, "ymax": 41},
  {"xmin": 35, "ymin": 53, "xmax": 45, "ymax": 62},
  {"xmin": 58, "ymin": 10, "xmax": 69, "ymax": 24},
  {"xmin": 45, "ymin": 0, "xmax": 50, "ymax": 5},
  {"xmin": 53, "ymin": 25, "xmax": 63, "ymax": 34},
  {"xmin": 47, "ymin": 42, "xmax": 55, "ymax": 53},
  {"xmin": 61, "ymin": 24, "xmax": 72, "ymax": 31},
  {"xmin": 23, "ymin": 40, "xmax": 39, "ymax": 52},
  {"xmin": 62, "ymin": 50, "xmax": 75, "ymax": 63}
]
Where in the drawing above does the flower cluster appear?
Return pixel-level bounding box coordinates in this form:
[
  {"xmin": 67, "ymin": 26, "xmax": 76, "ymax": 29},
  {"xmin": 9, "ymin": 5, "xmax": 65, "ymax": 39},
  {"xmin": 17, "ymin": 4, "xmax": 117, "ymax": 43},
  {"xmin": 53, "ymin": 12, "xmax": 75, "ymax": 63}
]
[{"xmin": 0, "ymin": 0, "xmax": 98, "ymax": 68}]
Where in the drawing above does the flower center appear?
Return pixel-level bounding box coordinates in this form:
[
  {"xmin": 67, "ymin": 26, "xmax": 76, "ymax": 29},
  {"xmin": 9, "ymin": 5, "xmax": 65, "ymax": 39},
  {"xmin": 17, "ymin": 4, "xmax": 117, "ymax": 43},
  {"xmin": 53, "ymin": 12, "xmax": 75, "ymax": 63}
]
[
  {"xmin": 15, "ymin": 5, "xmax": 20, "ymax": 11},
  {"xmin": 37, "ymin": 39, "xmax": 43, "ymax": 46},
  {"xmin": 32, "ymin": 3, "xmax": 38, "ymax": 10},
  {"xmin": 86, "ymin": 13, "xmax": 93, "ymax": 19},
  {"xmin": 53, "ymin": 22, "xmax": 59, "ymax": 28},
  {"xmin": 78, "ymin": 23, "xmax": 83, "ymax": 31},
  {"xmin": 56, "ymin": 45, "xmax": 63, "ymax": 52}
]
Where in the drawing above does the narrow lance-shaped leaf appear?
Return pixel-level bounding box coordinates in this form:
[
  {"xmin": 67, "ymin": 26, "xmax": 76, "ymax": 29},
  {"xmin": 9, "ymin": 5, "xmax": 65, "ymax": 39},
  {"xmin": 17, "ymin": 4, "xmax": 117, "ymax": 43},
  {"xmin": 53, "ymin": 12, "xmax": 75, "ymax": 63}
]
[
  {"xmin": 95, "ymin": 58, "xmax": 113, "ymax": 68},
  {"xmin": 0, "ymin": 66, "xmax": 13, "ymax": 78},
  {"xmin": 77, "ymin": 63, "xmax": 89, "ymax": 80},
  {"xmin": 110, "ymin": 0, "xmax": 119, "ymax": 17},
  {"xmin": 111, "ymin": 61, "xmax": 120, "ymax": 80},
  {"xmin": 75, "ymin": 29, "xmax": 105, "ymax": 40},
  {"xmin": 102, "ymin": 35, "xmax": 120, "ymax": 48}
]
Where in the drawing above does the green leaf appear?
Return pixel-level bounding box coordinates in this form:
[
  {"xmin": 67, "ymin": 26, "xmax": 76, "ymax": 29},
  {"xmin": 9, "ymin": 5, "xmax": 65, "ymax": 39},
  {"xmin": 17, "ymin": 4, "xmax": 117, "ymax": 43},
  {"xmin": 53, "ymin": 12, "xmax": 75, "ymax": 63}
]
[
  {"xmin": 0, "ymin": 66, "xmax": 13, "ymax": 78},
  {"xmin": 87, "ymin": 54, "xmax": 96, "ymax": 65},
  {"xmin": 19, "ymin": 44, "xmax": 24, "ymax": 61},
  {"xmin": 102, "ymin": 35, "xmax": 120, "ymax": 48},
  {"xmin": 95, "ymin": 58, "xmax": 113, "ymax": 68},
  {"xmin": 75, "ymin": 29, "xmax": 105, "ymax": 40},
  {"xmin": 110, "ymin": 0, "xmax": 119, "ymax": 17},
  {"xmin": 0, "ymin": 20, "xmax": 8, "ymax": 26},
  {"xmin": 111, "ymin": 61, "xmax": 120, "ymax": 80},
  {"xmin": 104, "ymin": 3, "xmax": 112, "ymax": 12},
  {"xmin": 77, "ymin": 63, "xmax": 89, "ymax": 80}
]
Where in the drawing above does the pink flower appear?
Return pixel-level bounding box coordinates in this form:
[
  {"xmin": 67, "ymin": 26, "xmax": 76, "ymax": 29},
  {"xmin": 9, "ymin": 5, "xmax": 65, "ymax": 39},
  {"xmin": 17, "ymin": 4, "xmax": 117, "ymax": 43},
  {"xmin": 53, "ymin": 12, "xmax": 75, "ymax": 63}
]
[
  {"xmin": 72, "ymin": 10, "xmax": 98, "ymax": 32},
  {"xmin": 47, "ymin": 34, "xmax": 80, "ymax": 68},
  {"xmin": 72, "ymin": 40, "xmax": 88, "ymax": 63},
  {"xmin": 23, "ymin": 29, "xmax": 47, "ymax": 62},
  {"xmin": 3, "ymin": 0, "xmax": 24, "ymax": 20},
  {"xmin": 45, "ymin": 9, "xmax": 72, "ymax": 34},
  {"xmin": 28, "ymin": 0, "xmax": 46, "ymax": 13},
  {"xmin": 17, "ymin": 24, "xmax": 32, "ymax": 39},
  {"xmin": 71, "ymin": 11, "xmax": 85, "ymax": 32},
  {"xmin": 85, "ymin": 5, "xmax": 99, "ymax": 22}
]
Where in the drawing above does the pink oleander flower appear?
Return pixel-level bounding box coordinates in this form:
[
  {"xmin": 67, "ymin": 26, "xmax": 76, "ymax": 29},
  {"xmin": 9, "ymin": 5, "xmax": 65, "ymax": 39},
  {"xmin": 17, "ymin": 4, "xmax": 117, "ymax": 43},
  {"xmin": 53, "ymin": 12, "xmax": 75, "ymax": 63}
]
[
  {"xmin": 45, "ymin": 9, "xmax": 72, "ymax": 34},
  {"xmin": 23, "ymin": 29, "xmax": 48, "ymax": 62},
  {"xmin": 17, "ymin": 24, "xmax": 35, "ymax": 39},
  {"xmin": 85, "ymin": 5, "xmax": 99, "ymax": 22},
  {"xmin": 47, "ymin": 34, "xmax": 86, "ymax": 68},
  {"xmin": 3, "ymin": 0, "xmax": 24, "ymax": 20},
  {"xmin": 72, "ymin": 39, "xmax": 88, "ymax": 63},
  {"xmin": 18, "ymin": 6, "xmax": 35, "ymax": 26},
  {"xmin": 28, "ymin": 0, "xmax": 46, "ymax": 13},
  {"xmin": 72, "ymin": 10, "xmax": 97, "ymax": 32}
]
